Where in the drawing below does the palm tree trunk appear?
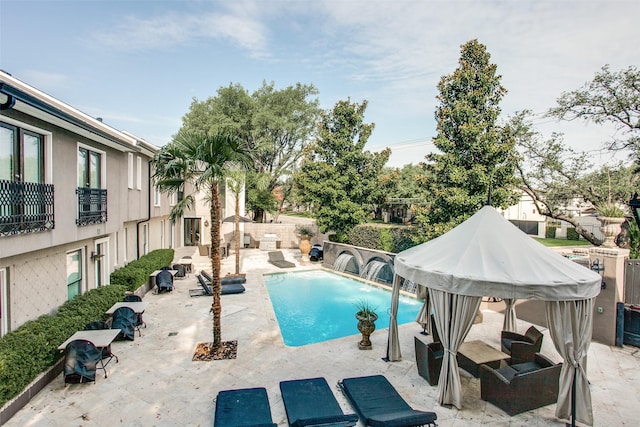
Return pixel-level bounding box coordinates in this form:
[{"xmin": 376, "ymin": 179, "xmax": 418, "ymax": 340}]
[
  {"xmin": 235, "ymin": 194, "xmax": 241, "ymax": 275},
  {"xmin": 210, "ymin": 182, "xmax": 222, "ymax": 348}
]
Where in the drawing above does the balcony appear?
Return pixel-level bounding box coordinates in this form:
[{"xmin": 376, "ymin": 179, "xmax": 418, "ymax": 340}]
[
  {"xmin": 0, "ymin": 180, "xmax": 55, "ymax": 236},
  {"xmin": 76, "ymin": 187, "xmax": 107, "ymax": 226}
]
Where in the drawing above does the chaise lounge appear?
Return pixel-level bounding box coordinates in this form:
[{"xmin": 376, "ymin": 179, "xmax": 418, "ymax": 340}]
[
  {"xmin": 214, "ymin": 387, "xmax": 277, "ymax": 427},
  {"xmin": 340, "ymin": 375, "xmax": 437, "ymax": 427},
  {"xmin": 189, "ymin": 274, "xmax": 245, "ymax": 297},
  {"xmin": 268, "ymin": 251, "xmax": 296, "ymax": 268},
  {"xmin": 280, "ymin": 377, "xmax": 359, "ymax": 427}
]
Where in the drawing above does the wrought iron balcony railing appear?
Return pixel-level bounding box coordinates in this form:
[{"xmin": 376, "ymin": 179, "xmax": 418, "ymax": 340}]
[
  {"xmin": 0, "ymin": 179, "xmax": 55, "ymax": 236},
  {"xmin": 76, "ymin": 187, "xmax": 107, "ymax": 226}
]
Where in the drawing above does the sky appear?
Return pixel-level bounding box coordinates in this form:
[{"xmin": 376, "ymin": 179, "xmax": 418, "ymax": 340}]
[{"xmin": 1, "ymin": 0, "xmax": 638, "ymax": 168}]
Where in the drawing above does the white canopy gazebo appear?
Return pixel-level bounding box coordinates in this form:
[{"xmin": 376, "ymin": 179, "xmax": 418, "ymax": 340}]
[{"xmin": 386, "ymin": 206, "xmax": 601, "ymax": 425}]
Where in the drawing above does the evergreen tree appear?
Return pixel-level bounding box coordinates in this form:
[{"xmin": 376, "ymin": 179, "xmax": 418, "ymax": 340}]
[
  {"xmin": 294, "ymin": 99, "xmax": 390, "ymax": 242},
  {"xmin": 416, "ymin": 39, "xmax": 518, "ymax": 239}
]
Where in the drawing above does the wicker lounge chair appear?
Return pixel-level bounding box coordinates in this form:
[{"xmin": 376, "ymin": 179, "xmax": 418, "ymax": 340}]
[
  {"xmin": 340, "ymin": 375, "xmax": 437, "ymax": 427},
  {"xmin": 280, "ymin": 377, "xmax": 358, "ymax": 427}
]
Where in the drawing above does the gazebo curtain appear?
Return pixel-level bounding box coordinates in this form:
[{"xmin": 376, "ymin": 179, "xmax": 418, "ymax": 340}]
[
  {"xmin": 385, "ymin": 275, "xmax": 403, "ymax": 362},
  {"xmin": 502, "ymin": 298, "xmax": 517, "ymax": 332},
  {"xmin": 431, "ymin": 288, "xmax": 482, "ymax": 409},
  {"xmin": 415, "ymin": 285, "xmax": 432, "ymax": 335},
  {"xmin": 545, "ymin": 298, "xmax": 595, "ymax": 426}
]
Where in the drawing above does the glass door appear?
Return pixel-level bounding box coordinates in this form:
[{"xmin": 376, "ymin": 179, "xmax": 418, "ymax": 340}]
[{"xmin": 184, "ymin": 218, "xmax": 200, "ymax": 246}]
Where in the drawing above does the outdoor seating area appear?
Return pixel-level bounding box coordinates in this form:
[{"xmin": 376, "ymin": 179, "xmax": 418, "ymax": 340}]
[{"xmin": 5, "ymin": 248, "xmax": 639, "ymax": 426}]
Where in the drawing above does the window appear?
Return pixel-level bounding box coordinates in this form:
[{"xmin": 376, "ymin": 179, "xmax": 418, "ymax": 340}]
[
  {"xmin": 128, "ymin": 153, "xmax": 134, "ymax": 189},
  {"xmin": 0, "ymin": 268, "xmax": 8, "ymax": 337},
  {"xmin": 0, "ymin": 121, "xmax": 44, "ymax": 183},
  {"xmin": 77, "ymin": 146, "xmax": 106, "ymax": 225},
  {"xmin": 78, "ymin": 147, "xmax": 101, "ymax": 188},
  {"xmin": 169, "ymin": 192, "xmax": 176, "ymax": 206},
  {"xmin": 66, "ymin": 250, "xmax": 83, "ymax": 300},
  {"xmin": 154, "ymin": 185, "xmax": 161, "ymax": 206},
  {"xmin": 136, "ymin": 156, "xmax": 142, "ymax": 190},
  {"xmin": 0, "ymin": 120, "xmax": 54, "ymax": 235}
]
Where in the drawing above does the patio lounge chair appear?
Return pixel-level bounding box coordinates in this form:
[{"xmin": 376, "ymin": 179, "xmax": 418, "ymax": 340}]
[
  {"xmin": 268, "ymin": 251, "xmax": 295, "ymax": 268},
  {"xmin": 190, "ymin": 274, "xmax": 245, "ymax": 297},
  {"xmin": 280, "ymin": 377, "xmax": 359, "ymax": 427},
  {"xmin": 201, "ymin": 270, "xmax": 247, "ymax": 285},
  {"xmin": 340, "ymin": 375, "xmax": 437, "ymax": 427},
  {"xmin": 214, "ymin": 387, "xmax": 277, "ymax": 427}
]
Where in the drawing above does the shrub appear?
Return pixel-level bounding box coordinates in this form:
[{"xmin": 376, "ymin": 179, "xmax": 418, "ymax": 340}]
[
  {"xmin": 347, "ymin": 224, "xmax": 417, "ymax": 253},
  {"xmin": 566, "ymin": 228, "xmax": 580, "ymax": 241},
  {"xmin": 545, "ymin": 226, "xmax": 557, "ymax": 239},
  {"xmin": 0, "ymin": 249, "xmax": 172, "ymax": 408}
]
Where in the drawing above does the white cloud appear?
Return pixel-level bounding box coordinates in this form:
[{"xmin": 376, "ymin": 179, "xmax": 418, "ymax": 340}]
[
  {"xmin": 20, "ymin": 70, "xmax": 69, "ymax": 92},
  {"xmin": 92, "ymin": 8, "xmax": 269, "ymax": 58}
]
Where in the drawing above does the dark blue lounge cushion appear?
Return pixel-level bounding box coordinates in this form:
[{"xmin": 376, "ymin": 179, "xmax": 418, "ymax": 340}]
[
  {"xmin": 280, "ymin": 377, "xmax": 358, "ymax": 427},
  {"xmin": 341, "ymin": 375, "xmax": 437, "ymax": 427},
  {"xmin": 214, "ymin": 387, "xmax": 277, "ymax": 427}
]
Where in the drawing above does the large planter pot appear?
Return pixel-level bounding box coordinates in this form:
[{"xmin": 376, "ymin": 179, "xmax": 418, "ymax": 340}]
[
  {"xmin": 299, "ymin": 237, "xmax": 312, "ymax": 264},
  {"xmin": 356, "ymin": 312, "xmax": 378, "ymax": 350},
  {"xmin": 598, "ymin": 216, "xmax": 626, "ymax": 248}
]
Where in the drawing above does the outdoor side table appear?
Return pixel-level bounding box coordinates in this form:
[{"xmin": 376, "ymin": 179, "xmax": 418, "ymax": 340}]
[{"xmin": 457, "ymin": 340, "xmax": 510, "ymax": 378}]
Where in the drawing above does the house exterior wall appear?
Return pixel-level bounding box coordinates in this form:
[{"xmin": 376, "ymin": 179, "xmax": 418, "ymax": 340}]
[{"xmin": 0, "ymin": 71, "xmax": 164, "ymax": 334}]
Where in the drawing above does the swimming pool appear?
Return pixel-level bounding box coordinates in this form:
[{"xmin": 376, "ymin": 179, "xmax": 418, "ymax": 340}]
[{"xmin": 264, "ymin": 269, "xmax": 422, "ymax": 347}]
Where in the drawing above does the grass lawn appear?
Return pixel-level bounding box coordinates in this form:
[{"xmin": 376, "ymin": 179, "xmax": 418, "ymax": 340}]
[{"xmin": 533, "ymin": 237, "xmax": 592, "ymax": 247}]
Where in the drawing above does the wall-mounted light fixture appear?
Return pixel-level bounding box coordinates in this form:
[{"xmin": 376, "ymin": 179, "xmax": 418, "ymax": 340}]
[
  {"xmin": 204, "ymin": 220, "xmax": 210, "ymax": 227},
  {"xmin": 590, "ymin": 258, "xmax": 606, "ymax": 290},
  {"xmin": 90, "ymin": 252, "xmax": 105, "ymax": 262}
]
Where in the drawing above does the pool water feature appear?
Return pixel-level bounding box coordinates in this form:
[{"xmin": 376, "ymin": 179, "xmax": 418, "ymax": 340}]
[{"xmin": 264, "ymin": 269, "xmax": 421, "ymax": 347}]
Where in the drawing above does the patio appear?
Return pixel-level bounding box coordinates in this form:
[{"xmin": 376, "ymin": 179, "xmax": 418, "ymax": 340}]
[{"xmin": 5, "ymin": 248, "xmax": 640, "ymax": 426}]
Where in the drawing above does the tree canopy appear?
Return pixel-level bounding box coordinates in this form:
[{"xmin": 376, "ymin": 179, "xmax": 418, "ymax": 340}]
[
  {"xmin": 181, "ymin": 81, "xmax": 321, "ymax": 221},
  {"xmin": 549, "ymin": 65, "xmax": 640, "ymax": 153},
  {"xmin": 414, "ymin": 39, "xmax": 519, "ymax": 240},
  {"xmin": 293, "ymin": 99, "xmax": 390, "ymax": 242},
  {"xmin": 152, "ymin": 130, "xmax": 252, "ymax": 350}
]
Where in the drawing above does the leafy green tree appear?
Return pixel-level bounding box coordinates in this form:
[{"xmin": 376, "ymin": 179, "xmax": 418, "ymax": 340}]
[
  {"xmin": 152, "ymin": 131, "xmax": 252, "ymax": 353},
  {"xmin": 181, "ymin": 81, "xmax": 321, "ymax": 221},
  {"xmin": 549, "ymin": 65, "xmax": 640, "ymax": 153},
  {"xmin": 415, "ymin": 39, "xmax": 519, "ymax": 240},
  {"xmin": 511, "ymin": 110, "xmax": 637, "ymax": 245},
  {"xmin": 294, "ymin": 99, "xmax": 390, "ymax": 242}
]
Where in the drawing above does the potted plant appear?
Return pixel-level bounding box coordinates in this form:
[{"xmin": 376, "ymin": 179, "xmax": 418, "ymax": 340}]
[
  {"xmin": 355, "ymin": 299, "xmax": 378, "ymax": 350},
  {"xmin": 295, "ymin": 224, "xmax": 315, "ymax": 264},
  {"xmin": 596, "ymin": 202, "xmax": 627, "ymax": 248}
]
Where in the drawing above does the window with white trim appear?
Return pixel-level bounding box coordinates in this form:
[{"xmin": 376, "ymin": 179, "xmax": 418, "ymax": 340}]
[
  {"xmin": 127, "ymin": 153, "xmax": 134, "ymax": 189},
  {"xmin": 154, "ymin": 185, "xmax": 161, "ymax": 206},
  {"xmin": 136, "ymin": 156, "xmax": 142, "ymax": 190}
]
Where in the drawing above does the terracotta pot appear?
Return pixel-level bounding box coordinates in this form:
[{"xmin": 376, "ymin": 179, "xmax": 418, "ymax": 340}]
[
  {"xmin": 598, "ymin": 216, "xmax": 626, "ymax": 248},
  {"xmin": 356, "ymin": 312, "xmax": 378, "ymax": 350},
  {"xmin": 299, "ymin": 237, "xmax": 311, "ymax": 264}
]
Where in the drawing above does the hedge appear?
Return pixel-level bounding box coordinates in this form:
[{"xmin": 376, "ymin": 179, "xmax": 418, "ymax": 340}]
[
  {"xmin": 0, "ymin": 248, "xmax": 173, "ymax": 408},
  {"xmin": 566, "ymin": 228, "xmax": 581, "ymax": 241},
  {"xmin": 347, "ymin": 225, "xmax": 416, "ymax": 253}
]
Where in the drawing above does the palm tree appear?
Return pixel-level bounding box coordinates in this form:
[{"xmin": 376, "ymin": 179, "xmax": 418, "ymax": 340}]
[
  {"xmin": 152, "ymin": 130, "xmax": 251, "ymax": 353},
  {"xmin": 226, "ymin": 169, "xmax": 245, "ymax": 276}
]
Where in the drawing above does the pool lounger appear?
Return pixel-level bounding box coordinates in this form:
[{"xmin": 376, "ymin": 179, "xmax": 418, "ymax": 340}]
[
  {"xmin": 214, "ymin": 387, "xmax": 277, "ymax": 427},
  {"xmin": 189, "ymin": 274, "xmax": 245, "ymax": 297},
  {"xmin": 280, "ymin": 377, "xmax": 359, "ymax": 427},
  {"xmin": 339, "ymin": 375, "xmax": 437, "ymax": 427}
]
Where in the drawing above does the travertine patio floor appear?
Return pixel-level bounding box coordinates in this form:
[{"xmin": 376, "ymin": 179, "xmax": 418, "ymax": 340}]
[{"xmin": 6, "ymin": 248, "xmax": 640, "ymax": 426}]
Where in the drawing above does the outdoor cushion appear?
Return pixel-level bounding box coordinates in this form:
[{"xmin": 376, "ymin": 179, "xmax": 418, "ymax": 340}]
[
  {"xmin": 340, "ymin": 375, "xmax": 437, "ymax": 427},
  {"xmin": 280, "ymin": 377, "xmax": 358, "ymax": 427},
  {"xmin": 214, "ymin": 387, "xmax": 277, "ymax": 427}
]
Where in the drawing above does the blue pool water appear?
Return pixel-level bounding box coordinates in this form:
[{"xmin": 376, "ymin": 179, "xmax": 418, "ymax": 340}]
[{"xmin": 264, "ymin": 269, "xmax": 421, "ymax": 347}]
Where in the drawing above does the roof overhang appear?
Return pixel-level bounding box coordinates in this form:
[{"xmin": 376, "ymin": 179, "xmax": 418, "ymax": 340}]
[{"xmin": 0, "ymin": 72, "xmax": 147, "ymax": 154}]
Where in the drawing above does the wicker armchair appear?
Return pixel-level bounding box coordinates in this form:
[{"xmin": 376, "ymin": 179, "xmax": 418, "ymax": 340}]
[
  {"xmin": 480, "ymin": 353, "xmax": 561, "ymax": 416},
  {"xmin": 500, "ymin": 325, "xmax": 543, "ymax": 365}
]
